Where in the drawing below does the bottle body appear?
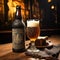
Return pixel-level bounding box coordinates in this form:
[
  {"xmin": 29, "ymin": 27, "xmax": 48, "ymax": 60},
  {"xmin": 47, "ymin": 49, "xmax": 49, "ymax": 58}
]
[
  {"xmin": 12, "ymin": 28, "xmax": 25, "ymax": 52},
  {"xmin": 12, "ymin": 6, "xmax": 26, "ymax": 52}
]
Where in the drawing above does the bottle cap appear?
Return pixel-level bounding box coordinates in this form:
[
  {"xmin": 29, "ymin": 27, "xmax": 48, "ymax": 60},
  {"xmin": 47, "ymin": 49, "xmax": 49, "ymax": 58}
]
[{"xmin": 16, "ymin": 5, "xmax": 21, "ymax": 10}]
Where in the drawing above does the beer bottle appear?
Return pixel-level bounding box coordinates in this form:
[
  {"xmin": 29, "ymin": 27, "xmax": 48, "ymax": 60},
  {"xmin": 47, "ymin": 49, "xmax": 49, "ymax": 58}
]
[{"xmin": 12, "ymin": 5, "xmax": 26, "ymax": 52}]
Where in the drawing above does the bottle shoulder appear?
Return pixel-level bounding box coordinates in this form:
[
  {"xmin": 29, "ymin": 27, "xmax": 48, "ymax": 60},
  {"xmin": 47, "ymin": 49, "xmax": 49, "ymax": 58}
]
[{"xmin": 12, "ymin": 19, "xmax": 26, "ymax": 28}]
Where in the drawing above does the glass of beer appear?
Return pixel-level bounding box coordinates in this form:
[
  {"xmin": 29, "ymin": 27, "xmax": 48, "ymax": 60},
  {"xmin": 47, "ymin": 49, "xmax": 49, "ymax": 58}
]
[{"xmin": 27, "ymin": 19, "xmax": 40, "ymax": 52}]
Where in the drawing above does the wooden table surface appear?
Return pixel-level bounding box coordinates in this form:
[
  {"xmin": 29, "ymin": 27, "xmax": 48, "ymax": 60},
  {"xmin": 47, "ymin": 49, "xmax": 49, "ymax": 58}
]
[{"xmin": 0, "ymin": 35, "xmax": 60, "ymax": 60}]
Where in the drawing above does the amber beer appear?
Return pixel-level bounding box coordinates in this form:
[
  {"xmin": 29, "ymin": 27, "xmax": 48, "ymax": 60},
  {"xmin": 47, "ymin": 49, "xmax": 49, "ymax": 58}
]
[{"xmin": 27, "ymin": 20, "xmax": 40, "ymax": 41}]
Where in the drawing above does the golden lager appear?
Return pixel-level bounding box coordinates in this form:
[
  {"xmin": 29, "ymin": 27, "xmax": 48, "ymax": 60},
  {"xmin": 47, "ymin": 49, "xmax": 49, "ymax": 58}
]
[{"xmin": 27, "ymin": 20, "xmax": 40, "ymax": 41}]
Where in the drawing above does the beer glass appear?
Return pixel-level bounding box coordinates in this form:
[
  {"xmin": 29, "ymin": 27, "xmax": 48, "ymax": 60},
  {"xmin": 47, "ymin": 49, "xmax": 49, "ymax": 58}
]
[{"xmin": 27, "ymin": 19, "xmax": 40, "ymax": 52}]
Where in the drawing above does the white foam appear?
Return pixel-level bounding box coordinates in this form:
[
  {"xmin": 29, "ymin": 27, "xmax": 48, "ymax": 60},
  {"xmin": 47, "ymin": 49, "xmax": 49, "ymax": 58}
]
[
  {"xmin": 27, "ymin": 20, "xmax": 39, "ymax": 27},
  {"xmin": 38, "ymin": 36, "xmax": 48, "ymax": 39}
]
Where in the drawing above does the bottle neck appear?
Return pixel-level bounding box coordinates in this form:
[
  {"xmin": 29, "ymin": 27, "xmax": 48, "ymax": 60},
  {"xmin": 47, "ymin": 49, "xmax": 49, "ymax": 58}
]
[{"xmin": 15, "ymin": 9, "xmax": 22, "ymax": 20}]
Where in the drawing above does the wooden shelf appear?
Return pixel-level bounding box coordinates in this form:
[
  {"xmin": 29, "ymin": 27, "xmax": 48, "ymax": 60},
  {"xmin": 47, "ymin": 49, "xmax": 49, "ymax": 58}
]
[{"xmin": 0, "ymin": 28, "xmax": 60, "ymax": 33}]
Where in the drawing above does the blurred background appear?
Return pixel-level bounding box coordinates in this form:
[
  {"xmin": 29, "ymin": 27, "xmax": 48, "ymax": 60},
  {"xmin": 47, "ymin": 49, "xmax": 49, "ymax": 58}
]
[{"xmin": 0, "ymin": 0, "xmax": 60, "ymax": 43}]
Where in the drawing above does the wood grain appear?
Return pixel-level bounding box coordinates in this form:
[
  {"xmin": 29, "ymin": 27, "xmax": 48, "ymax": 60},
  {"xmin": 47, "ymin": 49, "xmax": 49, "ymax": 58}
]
[{"xmin": 0, "ymin": 35, "xmax": 60, "ymax": 60}]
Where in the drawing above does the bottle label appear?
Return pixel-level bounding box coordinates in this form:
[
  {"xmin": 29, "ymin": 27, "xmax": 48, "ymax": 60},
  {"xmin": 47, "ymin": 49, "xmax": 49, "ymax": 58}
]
[{"xmin": 12, "ymin": 29, "xmax": 25, "ymax": 49}]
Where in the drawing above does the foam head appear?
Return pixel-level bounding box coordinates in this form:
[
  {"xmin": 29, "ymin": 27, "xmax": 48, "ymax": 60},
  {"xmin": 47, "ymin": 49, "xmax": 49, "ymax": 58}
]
[{"xmin": 27, "ymin": 20, "xmax": 39, "ymax": 27}]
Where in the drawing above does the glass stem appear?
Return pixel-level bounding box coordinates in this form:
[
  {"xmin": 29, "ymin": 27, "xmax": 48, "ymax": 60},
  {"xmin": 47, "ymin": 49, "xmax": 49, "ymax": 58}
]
[{"xmin": 30, "ymin": 41, "xmax": 36, "ymax": 50}]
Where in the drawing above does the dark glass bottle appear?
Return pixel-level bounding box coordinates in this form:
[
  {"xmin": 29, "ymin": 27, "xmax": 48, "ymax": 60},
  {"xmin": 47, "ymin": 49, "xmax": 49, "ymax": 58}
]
[{"xmin": 12, "ymin": 5, "xmax": 26, "ymax": 52}]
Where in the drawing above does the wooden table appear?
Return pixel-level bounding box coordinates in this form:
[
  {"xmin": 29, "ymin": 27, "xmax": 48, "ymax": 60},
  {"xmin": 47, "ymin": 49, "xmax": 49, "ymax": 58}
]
[{"xmin": 0, "ymin": 35, "xmax": 60, "ymax": 60}]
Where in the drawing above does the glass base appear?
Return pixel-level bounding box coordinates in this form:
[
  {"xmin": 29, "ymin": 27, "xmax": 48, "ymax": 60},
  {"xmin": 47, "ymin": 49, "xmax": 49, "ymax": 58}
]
[
  {"xmin": 27, "ymin": 41, "xmax": 40, "ymax": 53},
  {"xmin": 27, "ymin": 48, "xmax": 40, "ymax": 53}
]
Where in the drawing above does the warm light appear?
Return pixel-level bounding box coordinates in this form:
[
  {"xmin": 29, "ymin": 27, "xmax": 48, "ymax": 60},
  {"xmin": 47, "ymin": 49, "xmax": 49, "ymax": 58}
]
[
  {"xmin": 26, "ymin": 11, "xmax": 29, "ymax": 16},
  {"xmin": 0, "ymin": 7, "xmax": 2, "ymax": 11},
  {"xmin": 51, "ymin": 5, "xmax": 55, "ymax": 9},
  {"xmin": 48, "ymin": 0, "xmax": 52, "ymax": 3},
  {"xmin": 7, "ymin": 0, "xmax": 28, "ymax": 20}
]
